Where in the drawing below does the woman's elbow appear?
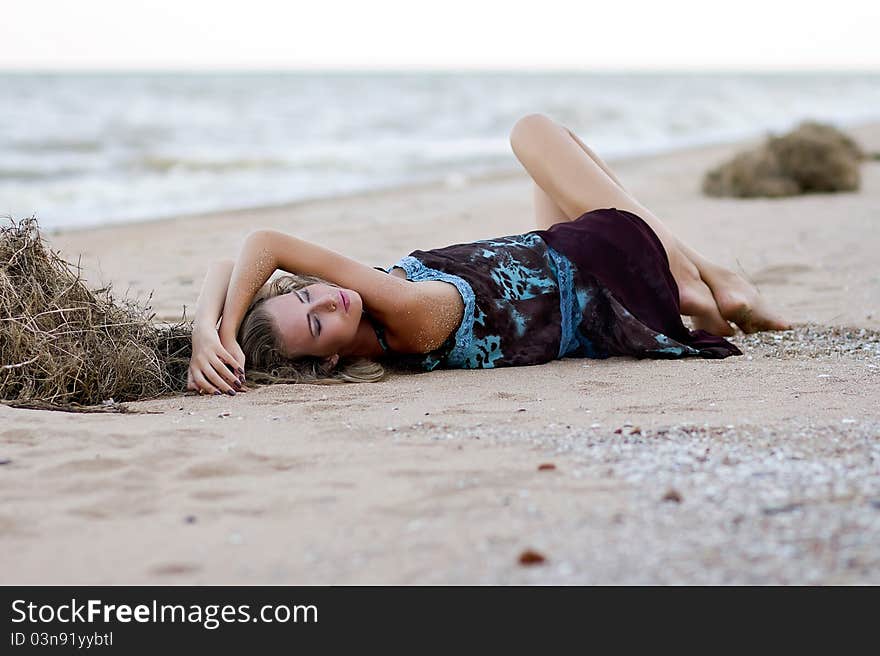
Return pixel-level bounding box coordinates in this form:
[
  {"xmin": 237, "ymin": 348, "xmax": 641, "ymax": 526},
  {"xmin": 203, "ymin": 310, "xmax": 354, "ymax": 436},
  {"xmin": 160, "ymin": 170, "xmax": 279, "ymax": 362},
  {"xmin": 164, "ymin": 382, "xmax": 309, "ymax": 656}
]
[
  {"xmin": 244, "ymin": 228, "xmax": 278, "ymax": 244},
  {"xmin": 239, "ymin": 229, "xmax": 283, "ymax": 258}
]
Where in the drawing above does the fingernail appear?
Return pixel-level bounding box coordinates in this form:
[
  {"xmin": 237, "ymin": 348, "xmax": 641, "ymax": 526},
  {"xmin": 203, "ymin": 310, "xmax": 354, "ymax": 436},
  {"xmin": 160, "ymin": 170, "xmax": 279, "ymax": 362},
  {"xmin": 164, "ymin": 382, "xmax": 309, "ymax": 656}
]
[
  {"xmin": 234, "ymin": 380, "xmax": 242, "ymax": 389},
  {"xmin": 238, "ymin": 368, "xmax": 245, "ymax": 375},
  {"xmin": 213, "ymin": 391, "xmax": 221, "ymax": 396},
  {"xmin": 227, "ymin": 389, "xmax": 236, "ymax": 396}
]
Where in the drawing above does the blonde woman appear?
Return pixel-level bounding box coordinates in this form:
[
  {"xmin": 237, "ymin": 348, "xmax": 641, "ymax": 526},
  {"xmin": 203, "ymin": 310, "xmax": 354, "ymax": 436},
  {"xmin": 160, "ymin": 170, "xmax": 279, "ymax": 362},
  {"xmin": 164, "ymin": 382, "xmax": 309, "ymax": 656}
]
[{"xmin": 186, "ymin": 114, "xmax": 789, "ymax": 396}]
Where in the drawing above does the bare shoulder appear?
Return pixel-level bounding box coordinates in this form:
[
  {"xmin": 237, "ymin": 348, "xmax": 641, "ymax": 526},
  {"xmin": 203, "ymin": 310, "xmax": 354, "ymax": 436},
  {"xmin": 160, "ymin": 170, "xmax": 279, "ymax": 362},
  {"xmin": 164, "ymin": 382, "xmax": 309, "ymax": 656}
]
[{"xmin": 384, "ymin": 268, "xmax": 465, "ymax": 354}]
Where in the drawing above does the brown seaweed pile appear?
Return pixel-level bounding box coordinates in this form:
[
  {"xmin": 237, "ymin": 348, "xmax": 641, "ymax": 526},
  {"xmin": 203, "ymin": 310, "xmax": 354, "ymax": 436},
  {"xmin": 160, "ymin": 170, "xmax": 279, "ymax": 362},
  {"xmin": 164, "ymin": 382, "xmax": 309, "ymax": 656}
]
[
  {"xmin": 702, "ymin": 121, "xmax": 868, "ymax": 198},
  {"xmin": 1, "ymin": 216, "xmax": 191, "ymax": 411}
]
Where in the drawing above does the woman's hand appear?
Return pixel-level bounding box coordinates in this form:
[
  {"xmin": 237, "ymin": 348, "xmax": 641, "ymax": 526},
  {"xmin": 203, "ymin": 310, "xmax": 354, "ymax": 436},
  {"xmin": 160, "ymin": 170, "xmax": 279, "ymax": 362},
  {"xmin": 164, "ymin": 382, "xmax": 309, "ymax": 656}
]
[
  {"xmin": 220, "ymin": 333, "xmax": 246, "ymax": 376},
  {"xmin": 187, "ymin": 324, "xmax": 246, "ymax": 396}
]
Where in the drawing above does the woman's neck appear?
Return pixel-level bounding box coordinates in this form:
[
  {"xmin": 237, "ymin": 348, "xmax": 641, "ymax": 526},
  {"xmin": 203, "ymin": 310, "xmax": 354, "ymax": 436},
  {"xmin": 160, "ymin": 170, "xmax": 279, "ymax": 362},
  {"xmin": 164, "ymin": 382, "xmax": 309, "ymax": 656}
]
[{"xmin": 339, "ymin": 313, "xmax": 387, "ymax": 359}]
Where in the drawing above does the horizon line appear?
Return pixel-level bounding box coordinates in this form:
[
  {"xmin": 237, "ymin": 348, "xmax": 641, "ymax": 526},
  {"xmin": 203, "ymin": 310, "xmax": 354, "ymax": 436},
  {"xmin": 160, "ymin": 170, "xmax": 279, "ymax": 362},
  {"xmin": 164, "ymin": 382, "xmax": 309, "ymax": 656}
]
[{"xmin": 2, "ymin": 66, "xmax": 879, "ymax": 75}]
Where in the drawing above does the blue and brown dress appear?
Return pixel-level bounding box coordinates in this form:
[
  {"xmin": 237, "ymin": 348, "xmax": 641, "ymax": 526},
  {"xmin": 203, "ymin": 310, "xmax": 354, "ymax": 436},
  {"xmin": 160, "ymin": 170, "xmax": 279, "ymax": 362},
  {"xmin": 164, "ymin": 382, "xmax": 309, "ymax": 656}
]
[{"xmin": 374, "ymin": 208, "xmax": 741, "ymax": 370}]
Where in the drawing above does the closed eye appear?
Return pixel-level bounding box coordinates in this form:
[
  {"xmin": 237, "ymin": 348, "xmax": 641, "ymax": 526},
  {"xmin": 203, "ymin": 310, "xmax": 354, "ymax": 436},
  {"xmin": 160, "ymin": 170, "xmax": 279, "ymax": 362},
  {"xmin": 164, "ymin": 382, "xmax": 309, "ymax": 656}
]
[
  {"xmin": 303, "ymin": 290, "xmax": 323, "ymax": 336},
  {"xmin": 295, "ymin": 290, "xmax": 317, "ymax": 339}
]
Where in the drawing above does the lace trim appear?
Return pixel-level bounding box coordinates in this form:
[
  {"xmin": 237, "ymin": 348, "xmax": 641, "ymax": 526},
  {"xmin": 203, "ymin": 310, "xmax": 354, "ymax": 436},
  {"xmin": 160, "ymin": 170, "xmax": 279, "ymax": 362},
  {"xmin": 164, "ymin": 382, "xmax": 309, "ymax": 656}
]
[{"xmin": 545, "ymin": 246, "xmax": 577, "ymax": 358}]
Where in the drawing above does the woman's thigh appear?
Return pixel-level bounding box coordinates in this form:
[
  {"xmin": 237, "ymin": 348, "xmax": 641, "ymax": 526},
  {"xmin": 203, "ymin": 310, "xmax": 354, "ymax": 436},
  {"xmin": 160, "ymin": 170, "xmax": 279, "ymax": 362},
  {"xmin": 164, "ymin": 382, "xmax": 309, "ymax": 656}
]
[
  {"xmin": 532, "ymin": 183, "xmax": 568, "ymax": 230},
  {"xmin": 510, "ymin": 114, "xmax": 645, "ymax": 225}
]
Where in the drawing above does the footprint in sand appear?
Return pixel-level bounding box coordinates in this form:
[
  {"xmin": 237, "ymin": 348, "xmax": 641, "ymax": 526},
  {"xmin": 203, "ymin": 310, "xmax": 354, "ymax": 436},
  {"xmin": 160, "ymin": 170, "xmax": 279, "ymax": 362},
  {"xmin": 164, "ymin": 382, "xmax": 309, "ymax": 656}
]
[
  {"xmin": 68, "ymin": 498, "xmax": 157, "ymax": 520},
  {"xmin": 180, "ymin": 452, "xmax": 307, "ymax": 480},
  {"xmin": 44, "ymin": 457, "xmax": 127, "ymax": 476},
  {"xmin": 181, "ymin": 461, "xmax": 245, "ymax": 479},
  {"xmin": 494, "ymin": 391, "xmax": 530, "ymax": 401},
  {"xmin": 0, "ymin": 428, "xmax": 38, "ymax": 445},
  {"xmin": 750, "ymin": 263, "xmax": 813, "ymax": 285},
  {"xmin": 190, "ymin": 488, "xmax": 242, "ymax": 500},
  {"xmin": 388, "ymin": 469, "xmax": 439, "ymax": 479}
]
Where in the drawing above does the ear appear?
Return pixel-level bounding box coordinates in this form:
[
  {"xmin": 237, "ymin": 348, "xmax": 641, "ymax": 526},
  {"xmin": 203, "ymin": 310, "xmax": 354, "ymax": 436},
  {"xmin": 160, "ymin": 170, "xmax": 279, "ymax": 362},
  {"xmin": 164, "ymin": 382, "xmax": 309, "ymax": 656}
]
[{"xmin": 320, "ymin": 353, "xmax": 340, "ymax": 373}]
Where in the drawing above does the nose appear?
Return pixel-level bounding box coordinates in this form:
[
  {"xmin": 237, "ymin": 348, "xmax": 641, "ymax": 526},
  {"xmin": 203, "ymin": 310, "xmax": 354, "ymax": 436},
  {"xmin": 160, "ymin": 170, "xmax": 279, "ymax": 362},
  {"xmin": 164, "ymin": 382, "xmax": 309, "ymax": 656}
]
[{"xmin": 311, "ymin": 293, "xmax": 338, "ymax": 312}]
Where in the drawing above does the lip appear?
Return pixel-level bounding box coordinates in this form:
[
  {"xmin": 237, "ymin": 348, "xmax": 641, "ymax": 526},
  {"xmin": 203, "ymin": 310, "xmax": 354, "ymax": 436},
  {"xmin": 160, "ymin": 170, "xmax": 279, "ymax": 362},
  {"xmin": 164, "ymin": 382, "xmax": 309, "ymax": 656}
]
[{"xmin": 339, "ymin": 290, "xmax": 349, "ymax": 313}]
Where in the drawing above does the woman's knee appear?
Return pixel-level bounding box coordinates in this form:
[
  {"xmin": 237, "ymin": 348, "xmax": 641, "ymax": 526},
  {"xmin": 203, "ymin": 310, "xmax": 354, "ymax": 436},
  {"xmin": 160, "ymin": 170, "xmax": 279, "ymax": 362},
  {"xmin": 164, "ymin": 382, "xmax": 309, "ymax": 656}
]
[{"xmin": 509, "ymin": 113, "xmax": 561, "ymax": 152}]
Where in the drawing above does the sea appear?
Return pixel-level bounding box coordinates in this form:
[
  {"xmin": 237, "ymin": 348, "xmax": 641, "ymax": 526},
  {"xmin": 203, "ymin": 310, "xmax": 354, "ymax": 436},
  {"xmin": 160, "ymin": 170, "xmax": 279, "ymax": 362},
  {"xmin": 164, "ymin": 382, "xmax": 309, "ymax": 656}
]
[{"xmin": 1, "ymin": 71, "xmax": 878, "ymax": 230}]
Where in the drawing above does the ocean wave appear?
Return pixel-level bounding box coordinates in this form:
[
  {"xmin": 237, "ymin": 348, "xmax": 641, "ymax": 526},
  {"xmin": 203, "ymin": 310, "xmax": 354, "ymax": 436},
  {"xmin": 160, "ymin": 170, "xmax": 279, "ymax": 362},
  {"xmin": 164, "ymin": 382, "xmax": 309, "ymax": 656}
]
[
  {"xmin": 0, "ymin": 166, "xmax": 87, "ymax": 181},
  {"xmin": 1, "ymin": 71, "xmax": 878, "ymax": 229},
  {"xmin": 11, "ymin": 138, "xmax": 104, "ymax": 153},
  {"xmin": 132, "ymin": 155, "xmax": 292, "ymax": 174}
]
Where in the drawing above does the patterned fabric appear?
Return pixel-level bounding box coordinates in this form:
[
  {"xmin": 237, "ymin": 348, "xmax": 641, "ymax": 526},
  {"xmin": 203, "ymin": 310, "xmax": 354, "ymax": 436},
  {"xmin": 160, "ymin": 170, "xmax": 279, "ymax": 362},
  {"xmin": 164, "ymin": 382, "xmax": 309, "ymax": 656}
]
[
  {"xmin": 389, "ymin": 233, "xmax": 566, "ymax": 370},
  {"xmin": 383, "ymin": 209, "xmax": 741, "ymax": 370},
  {"xmin": 534, "ymin": 208, "xmax": 742, "ymax": 359}
]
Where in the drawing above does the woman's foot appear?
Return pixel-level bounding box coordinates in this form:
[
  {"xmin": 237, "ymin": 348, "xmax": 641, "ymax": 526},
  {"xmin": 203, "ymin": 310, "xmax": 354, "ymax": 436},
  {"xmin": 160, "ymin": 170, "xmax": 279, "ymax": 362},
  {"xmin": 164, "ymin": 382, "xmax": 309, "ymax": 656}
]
[
  {"xmin": 681, "ymin": 285, "xmax": 736, "ymax": 336},
  {"xmin": 708, "ymin": 270, "xmax": 792, "ymax": 333},
  {"xmin": 674, "ymin": 241, "xmax": 791, "ymax": 334},
  {"xmin": 672, "ymin": 255, "xmax": 735, "ymax": 336}
]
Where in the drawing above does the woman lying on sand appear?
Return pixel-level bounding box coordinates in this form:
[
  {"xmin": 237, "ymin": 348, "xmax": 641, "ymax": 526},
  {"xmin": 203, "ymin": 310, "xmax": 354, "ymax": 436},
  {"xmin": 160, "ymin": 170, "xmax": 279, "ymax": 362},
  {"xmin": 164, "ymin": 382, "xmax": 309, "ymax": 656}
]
[{"xmin": 186, "ymin": 114, "xmax": 790, "ymax": 396}]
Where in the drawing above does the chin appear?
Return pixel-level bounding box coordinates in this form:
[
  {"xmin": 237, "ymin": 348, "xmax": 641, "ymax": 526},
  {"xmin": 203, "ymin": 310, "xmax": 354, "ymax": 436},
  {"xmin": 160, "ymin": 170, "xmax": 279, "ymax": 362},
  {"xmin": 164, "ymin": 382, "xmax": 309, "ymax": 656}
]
[{"xmin": 345, "ymin": 288, "xmax": 364, "ymax": 315}]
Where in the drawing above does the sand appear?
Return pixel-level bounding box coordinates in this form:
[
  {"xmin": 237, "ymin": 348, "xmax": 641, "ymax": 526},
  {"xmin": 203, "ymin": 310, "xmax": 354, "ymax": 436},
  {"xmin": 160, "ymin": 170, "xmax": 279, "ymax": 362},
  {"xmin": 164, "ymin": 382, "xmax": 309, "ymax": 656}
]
[{"xmin": 2, "ymin": 124, "xmax": 879, "ymax": 584}]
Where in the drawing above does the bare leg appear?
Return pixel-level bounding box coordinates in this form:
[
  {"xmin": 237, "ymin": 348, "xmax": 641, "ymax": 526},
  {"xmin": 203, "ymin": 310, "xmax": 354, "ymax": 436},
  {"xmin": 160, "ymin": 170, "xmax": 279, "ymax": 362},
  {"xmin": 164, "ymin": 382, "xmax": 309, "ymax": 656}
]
[
  {"xmin": 564, "ymin": 123, "xmax": 789, "ymax": 333},
  {"xmin": 510, "ymin": 113, "xmax": 734, "ymax": 335},
  {"xmin": 510, "ymin": 113, "xmax": 790, "ymax": 334}
]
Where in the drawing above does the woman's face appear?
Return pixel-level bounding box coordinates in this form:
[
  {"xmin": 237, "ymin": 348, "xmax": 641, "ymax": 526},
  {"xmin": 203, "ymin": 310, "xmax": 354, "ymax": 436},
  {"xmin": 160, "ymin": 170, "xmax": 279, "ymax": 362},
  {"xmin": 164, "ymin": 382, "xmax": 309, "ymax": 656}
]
[{"xmin": 262, "ymin": 283, "xmax": 363, "ymax": 358}]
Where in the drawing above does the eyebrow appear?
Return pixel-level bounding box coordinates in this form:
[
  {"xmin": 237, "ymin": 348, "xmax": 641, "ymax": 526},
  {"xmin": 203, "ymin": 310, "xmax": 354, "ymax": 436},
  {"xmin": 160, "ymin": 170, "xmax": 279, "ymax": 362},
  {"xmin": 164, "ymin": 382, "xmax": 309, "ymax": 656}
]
[{"xmin": 295, "ymin": 291, "xmax": 315, "ymax": 338}]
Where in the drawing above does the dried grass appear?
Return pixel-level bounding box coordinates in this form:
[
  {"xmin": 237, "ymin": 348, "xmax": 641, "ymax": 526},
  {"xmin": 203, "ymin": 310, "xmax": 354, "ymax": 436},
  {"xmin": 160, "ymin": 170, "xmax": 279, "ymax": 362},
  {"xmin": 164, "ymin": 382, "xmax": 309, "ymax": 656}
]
[
  {"xmin": 1, "ymin": 216, "xmax": 191, "ymax": 412},
  {"xmin": 703, "ymin": 120, "xmax": 866, "ymax": 198}
]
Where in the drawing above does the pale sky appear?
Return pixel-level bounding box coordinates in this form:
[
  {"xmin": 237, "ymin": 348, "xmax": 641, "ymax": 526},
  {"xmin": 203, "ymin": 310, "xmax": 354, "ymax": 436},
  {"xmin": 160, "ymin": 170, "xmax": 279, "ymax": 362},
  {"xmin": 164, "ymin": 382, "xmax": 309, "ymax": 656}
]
[{"xmin": 1, "ymin": 0, "xmax": 878, "ymax": 71}]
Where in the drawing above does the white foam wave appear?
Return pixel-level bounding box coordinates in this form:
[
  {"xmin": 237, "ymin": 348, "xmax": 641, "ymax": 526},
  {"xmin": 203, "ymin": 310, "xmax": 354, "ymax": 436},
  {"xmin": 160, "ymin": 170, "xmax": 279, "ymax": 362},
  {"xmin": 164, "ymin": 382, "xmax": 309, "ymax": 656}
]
[{"xmin": 0, "ymin": 72, "xmax": 878, "ymax": 229}]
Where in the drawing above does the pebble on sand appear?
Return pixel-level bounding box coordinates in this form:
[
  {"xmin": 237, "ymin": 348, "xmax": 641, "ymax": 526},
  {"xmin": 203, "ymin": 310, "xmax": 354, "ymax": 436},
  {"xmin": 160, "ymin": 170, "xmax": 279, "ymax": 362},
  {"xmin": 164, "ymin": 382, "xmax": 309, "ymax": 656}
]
[
  {"xmin": 518, "ymin": 549, "xmax": 548, "ymax": 566},
  {"xmin": 662, "ymin": 489, "xmax": 683, "ymax": 503}
]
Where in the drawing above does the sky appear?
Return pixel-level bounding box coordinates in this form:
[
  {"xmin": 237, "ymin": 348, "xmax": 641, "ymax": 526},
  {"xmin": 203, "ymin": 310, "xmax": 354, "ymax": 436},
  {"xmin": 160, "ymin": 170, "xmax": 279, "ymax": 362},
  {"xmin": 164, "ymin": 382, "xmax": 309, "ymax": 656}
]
[{"xmin": 1, "ymin": 0, "xmax": 878, "ymax": 71}]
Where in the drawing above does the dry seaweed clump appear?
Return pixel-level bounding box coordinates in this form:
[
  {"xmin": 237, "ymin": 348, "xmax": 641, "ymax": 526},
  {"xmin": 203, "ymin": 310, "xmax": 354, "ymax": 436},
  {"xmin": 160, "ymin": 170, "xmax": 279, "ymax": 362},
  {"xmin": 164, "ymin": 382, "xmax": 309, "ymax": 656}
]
[
  {"xmin": 703, "ymin": 121, "xmax": 867, "ymax": 198},
  {"xmin": 1, "ymin": 216, "xmax": 192, "ymax": 411}
]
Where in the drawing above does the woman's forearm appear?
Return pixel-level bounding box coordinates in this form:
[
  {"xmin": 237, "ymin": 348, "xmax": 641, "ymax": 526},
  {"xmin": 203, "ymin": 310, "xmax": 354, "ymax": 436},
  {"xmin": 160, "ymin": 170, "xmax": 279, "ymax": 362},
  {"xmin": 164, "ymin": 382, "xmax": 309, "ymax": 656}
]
[
  {"xmin": 193, "ymin": 259, "xmax": 235, "ymax": 334},
  {"xmin": 218, "ymin": 231, "xmax": 277, "ymax": 342}
]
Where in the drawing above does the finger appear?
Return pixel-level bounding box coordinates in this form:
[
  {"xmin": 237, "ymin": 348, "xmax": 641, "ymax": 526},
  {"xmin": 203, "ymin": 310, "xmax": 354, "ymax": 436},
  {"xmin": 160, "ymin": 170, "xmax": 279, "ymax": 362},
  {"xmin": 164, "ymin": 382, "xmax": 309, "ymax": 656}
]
[
  {"xmin": 193, "ymin": 372, "xmax": 218, "ymax": 396},
  {"xmin": 217, "ymin": 347, "xmax": 245, "ymax": 381},
  {"xmin": 193, "ymin": 371, "xmax": 220, "ymax": 396},
  {"xmin": 211, "ymin": 355, "xmax": 243, "ymax": 390},
  {"xmin": 233, "ymin": 352, "xmax": 246, "ymax": 375},
  {"xmin": 219, "ymin": 347, "xmax": 241, "ymax": 372},
  {"xmin": 217, "ymin": 360, "xmax": 247, "ymax": 391},
  {"xmin": 203, "ymin": 363, "xmax": 236, "ymax": 396}
]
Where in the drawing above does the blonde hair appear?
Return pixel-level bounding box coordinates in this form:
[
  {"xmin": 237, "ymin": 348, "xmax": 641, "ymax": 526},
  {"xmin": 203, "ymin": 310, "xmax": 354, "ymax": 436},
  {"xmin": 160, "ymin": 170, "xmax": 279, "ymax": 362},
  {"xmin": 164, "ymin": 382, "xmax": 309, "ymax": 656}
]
[{"xmin": 237, "ymin": 273, "xmax": 385, "ymax": 384}]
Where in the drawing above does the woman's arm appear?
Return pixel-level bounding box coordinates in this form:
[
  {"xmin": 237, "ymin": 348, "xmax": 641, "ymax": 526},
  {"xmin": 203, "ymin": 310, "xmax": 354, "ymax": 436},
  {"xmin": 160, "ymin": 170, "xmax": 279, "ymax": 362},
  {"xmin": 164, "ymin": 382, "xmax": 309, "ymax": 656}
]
[
  {"xmin": 186, "ymin": 259, "xmax": 245, "ymax": 396},
  {"xmin": 218, "ymin": 229, "xmax": 415, "ymax": 354},
  {"xmin": 193, "ymin": 259, "xmax": 234, "ymax": 333}
]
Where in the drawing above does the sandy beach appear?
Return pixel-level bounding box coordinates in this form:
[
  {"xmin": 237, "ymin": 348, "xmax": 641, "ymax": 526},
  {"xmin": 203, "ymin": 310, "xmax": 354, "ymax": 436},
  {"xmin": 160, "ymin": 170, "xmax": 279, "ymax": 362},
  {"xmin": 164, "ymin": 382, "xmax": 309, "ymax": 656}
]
[{"xmin": 2, "ymin": 124, "xmax": 879, "ymax": 584}]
